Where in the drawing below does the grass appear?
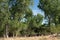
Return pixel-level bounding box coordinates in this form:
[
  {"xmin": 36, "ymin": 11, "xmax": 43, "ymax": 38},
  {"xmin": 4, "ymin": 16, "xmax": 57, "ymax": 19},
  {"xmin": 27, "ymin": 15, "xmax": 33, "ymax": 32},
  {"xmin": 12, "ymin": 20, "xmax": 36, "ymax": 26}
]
[{"xmin": 0, "ymin": 36, "xmax": 60, "ymax": 40}]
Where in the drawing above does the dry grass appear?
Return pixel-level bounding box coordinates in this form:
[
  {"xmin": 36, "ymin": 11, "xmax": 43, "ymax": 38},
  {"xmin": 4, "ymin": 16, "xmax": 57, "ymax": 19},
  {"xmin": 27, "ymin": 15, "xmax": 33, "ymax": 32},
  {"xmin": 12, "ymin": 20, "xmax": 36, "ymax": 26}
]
[{"xmin": 0, "ymin": 36, "xmax": 60, "ymax": 40}]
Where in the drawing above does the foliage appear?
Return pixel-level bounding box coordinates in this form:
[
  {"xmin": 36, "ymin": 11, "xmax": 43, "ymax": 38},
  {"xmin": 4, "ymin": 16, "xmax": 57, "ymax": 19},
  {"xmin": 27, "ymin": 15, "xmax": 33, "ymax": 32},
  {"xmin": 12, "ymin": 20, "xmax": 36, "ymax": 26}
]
[
  {"xmin": 38, "ymin": 0, "xmax": 60, "ymax": 34},
  {"xmin": 38, "ymin": 0, "xmax": 60, "ymax": 26},
  {"xmin": 0, "ymin": 0, "xmax": 60, "ymax": 37}
]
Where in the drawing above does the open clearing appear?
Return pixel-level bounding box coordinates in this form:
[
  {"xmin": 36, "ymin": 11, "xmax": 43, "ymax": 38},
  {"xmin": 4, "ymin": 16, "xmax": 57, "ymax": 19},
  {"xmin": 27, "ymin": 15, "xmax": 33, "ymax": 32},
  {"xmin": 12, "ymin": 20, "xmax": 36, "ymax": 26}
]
[{"xmin": 0, "ymin": 36, "xmax": 60, "ymax": 40}]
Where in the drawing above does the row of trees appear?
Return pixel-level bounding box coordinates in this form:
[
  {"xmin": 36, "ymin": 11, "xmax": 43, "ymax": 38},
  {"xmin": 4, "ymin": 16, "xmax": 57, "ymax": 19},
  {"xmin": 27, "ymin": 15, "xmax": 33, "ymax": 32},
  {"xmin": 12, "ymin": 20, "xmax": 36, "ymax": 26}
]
[
  {"xmin": 0, "ymin": 0, "xmax": 44, "ymax": 37},
  {"xmin": 38, "ymin": 0, "xmax": 60, "ymax": 34},
  {"xmin": 0, "ymin": 0, "xmax": 60, "ymax": 38},
  {"xmin": 0, "ymin": 0, "xmax": 33, "ymax": 37}
]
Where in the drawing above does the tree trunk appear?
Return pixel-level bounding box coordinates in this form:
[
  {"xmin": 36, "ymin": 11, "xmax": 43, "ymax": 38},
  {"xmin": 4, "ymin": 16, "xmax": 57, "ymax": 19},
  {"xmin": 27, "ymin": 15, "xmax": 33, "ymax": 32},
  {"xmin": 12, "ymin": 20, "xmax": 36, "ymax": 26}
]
[
  {"xmin": 48, "ymin": 16, "xmax": 51, "ymax": 27},
  {"xmin": 15, "ymin": 31, "xmax": 19, "ymax": 37},
  {"xmin": 5, "ymin": 24, "xmax": 9, "ymax": 38},
  {"xmin": 13, "ymin": 32, "xmax": 15, "ymax": 37}
]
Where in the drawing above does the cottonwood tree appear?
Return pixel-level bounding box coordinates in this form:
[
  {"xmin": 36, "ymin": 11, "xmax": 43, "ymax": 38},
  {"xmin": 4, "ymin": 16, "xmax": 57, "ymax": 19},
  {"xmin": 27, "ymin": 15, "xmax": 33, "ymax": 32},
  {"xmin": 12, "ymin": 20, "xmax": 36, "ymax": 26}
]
[
  {"xmin": 38, "ymin": 0, "xmax": 60, "ymax": 34},
  {"xmin": 9, "ymin": 0, "xmax": 33, "ymax": 37},
  {"xmin": 0, "ymin": 0, "xmax": 33, "ymax": 37},
  {"xmin": 38, "ymin": 0, "xmax": 60, "ymax": 26},
  {"xmin": 0, "ymin": 0, "xmax": 11, "ymax": 38}
]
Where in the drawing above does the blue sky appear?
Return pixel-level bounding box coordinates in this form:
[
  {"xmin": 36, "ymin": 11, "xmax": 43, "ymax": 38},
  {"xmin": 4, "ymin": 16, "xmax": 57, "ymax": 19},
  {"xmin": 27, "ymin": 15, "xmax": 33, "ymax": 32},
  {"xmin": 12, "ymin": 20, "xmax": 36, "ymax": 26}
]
[
  {"xmin": 30, "ymin": 0, "xmax": 46, "ymax": 24},
  {"xmin": 30, "ymin": 0, "xmax": 44, "ymax": 16}
]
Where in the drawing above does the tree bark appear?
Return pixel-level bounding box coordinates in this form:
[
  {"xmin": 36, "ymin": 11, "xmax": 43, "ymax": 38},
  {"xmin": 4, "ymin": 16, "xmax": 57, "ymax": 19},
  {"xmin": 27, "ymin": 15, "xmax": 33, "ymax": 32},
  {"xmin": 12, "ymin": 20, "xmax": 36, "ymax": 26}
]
[
  {"xmin": 13, "ymin": 32, "xmax": 15, "ymax": 37},
  {"xmin": 5, "ymin": 24, "xmax": 9, "ymax": 38}
]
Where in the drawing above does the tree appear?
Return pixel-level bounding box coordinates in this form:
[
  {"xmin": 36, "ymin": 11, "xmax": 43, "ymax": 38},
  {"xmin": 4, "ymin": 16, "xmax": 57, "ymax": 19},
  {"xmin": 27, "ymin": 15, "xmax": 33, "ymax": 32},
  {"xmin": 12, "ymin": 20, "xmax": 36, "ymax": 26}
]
[
  {"xmin": 38, "ymin": 0, "xmax": 60, "ymax": 34},
  {"xmin": 25, "ymin": 14, "xmax": 43, "ymax": 36},
  {"xmin": 0, "ymin": 0, "xmax": 33, "ymax": 37},
  {"xmin": 9, "ymin": 0, "xmax": 33, "ymax": 37},
  {"xmin": 0, "ymin": 0, "xmax": 11, "ymax": 37},
  {"xmin": 38, "ymin": 0, "xmax": 60, "ymax": 26}
]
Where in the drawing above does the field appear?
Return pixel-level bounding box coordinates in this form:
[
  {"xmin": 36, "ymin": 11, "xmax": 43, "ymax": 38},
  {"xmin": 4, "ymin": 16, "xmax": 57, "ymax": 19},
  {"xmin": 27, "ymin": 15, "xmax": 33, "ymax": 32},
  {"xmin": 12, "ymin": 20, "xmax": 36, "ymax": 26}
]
[{"xmin": 0, "ymin": 36, "xmax": 60, "ymax": 40}]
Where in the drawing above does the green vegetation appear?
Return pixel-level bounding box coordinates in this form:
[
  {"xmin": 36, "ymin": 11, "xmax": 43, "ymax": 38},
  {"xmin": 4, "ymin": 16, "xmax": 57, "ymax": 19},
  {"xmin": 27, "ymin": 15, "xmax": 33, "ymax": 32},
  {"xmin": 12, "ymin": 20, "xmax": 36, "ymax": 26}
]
[
  {"xmin": 0, "ymin": 0, "xmax": 60, "ymax": 38},
  {"xmin": 38, "ymin": 0, "xmax": 60, "ymax": 34}
]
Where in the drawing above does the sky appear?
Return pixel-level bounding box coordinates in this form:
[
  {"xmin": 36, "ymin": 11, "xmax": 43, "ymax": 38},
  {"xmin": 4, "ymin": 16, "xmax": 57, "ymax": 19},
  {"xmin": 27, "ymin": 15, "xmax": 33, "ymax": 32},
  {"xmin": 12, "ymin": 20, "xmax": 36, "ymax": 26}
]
[
  {"xmin": 30, "ymin": 0, "xmax": 44, "ymax": 16},
  {"xmin": 30, "ymin": 0, "xmax": 46, "ymax": 24}
]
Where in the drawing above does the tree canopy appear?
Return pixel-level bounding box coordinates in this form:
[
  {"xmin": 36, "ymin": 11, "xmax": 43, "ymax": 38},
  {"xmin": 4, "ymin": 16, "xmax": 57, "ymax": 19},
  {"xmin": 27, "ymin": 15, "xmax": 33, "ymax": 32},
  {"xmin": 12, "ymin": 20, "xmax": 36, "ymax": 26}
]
[
  {"xmin": 38, "ymin": 0, "xmax": 60, "ymax": 34},
  {"xmin": 0, "ymin": 0, "xmax": 60, "ymax": 37}
]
